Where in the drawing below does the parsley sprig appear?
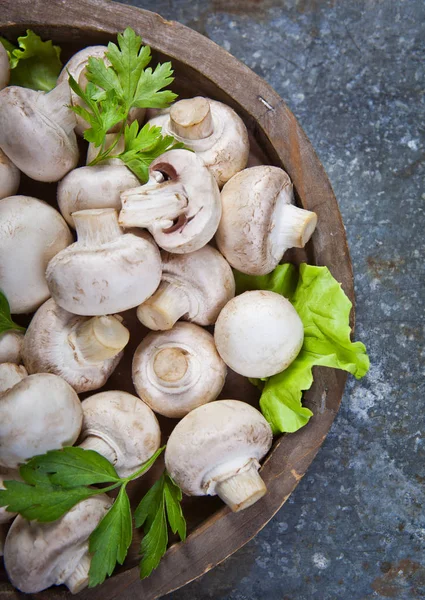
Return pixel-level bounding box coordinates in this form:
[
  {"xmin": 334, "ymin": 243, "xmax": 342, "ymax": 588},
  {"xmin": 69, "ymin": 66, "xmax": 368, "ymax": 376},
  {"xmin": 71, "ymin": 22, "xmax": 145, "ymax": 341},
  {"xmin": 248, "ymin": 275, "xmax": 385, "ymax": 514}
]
[
  {"xmin": 0, "ymin": 290, "xmax": 25, "ymax": 336},
  {"xmin": 0, "ymin": 446, "xmax": 186, "ymax": 587}
]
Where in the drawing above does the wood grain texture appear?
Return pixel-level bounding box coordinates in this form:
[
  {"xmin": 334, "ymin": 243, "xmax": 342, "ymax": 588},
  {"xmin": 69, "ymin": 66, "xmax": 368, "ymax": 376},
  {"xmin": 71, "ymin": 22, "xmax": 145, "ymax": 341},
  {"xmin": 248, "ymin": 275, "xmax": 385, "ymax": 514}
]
[{"xmin": 0, "ymin": 0, "xmax": 354, "ymax": 598}]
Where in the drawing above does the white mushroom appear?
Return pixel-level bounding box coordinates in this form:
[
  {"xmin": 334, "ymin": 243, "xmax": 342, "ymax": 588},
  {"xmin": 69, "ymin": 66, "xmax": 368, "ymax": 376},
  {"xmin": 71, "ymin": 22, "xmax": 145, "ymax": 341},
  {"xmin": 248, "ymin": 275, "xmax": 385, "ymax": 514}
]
[
  {"xmin": 216, "ymin": 166, "xmax": 318, "ymax": 275},
  {"xmin": 0, "ymin": 43, "xmax": 10, "ymax": 90},
  {"xmin": 133, "ymin": 322, "xmax": 227, "ymax": 418},
  {"xmin": 149, "ymin": 97, "xmax": 249, "ymax": 187},
  {"xmin": 57, "ymin": 165, "xmax": 140, "ymax": 228},
  {"xmin": 78, "ymin": 391, "xmax": 161, "ymax": 478},
  {"xmin": 0, "ymin": 369, "xmax": 83, "ymax": 468},
  {"xmin": 119, "ymin": 149, "xmax": 221, "ymax": 254},
  {"xmin": 4, "ymin": 495, "xmax": 112, "ymax": 594},
  {"xmin": 0, "ymin": 82, "xmax": 79, "ymax": 182},
  {"xmin": 165, "ymin": 400, "xmax": 273, "ymax": 512},
  {"xmin": 86, "ymin": 132, "xmax": 125, "ymax": 165},
  {"xmin": 214, "ymin": 290, "xmax": 304, "ymax": 378},
  {"xmin": 22, "ymin": 299, "xmax": 130, "ymax": 393},
  {"xmin": 46, "ymin": 208, "xmax": 161, "ymax": 316},
  {"xmin": 0, "ymin": 149, "xmax": 20, "ymax": 200},
  {"xmin": 137, "ymin": 244, "xmax": 235, "ymax": 331},
  {"xmin": 0, "ymin": 331, "xmax": 24, "ymax": 364},
  {"xmin": 0, "ymin": 196, "xmax": 73, "ymax": 314},
  {"xmin": 0, "ymin": 467, "xmax": 21, "ymax": 558}
]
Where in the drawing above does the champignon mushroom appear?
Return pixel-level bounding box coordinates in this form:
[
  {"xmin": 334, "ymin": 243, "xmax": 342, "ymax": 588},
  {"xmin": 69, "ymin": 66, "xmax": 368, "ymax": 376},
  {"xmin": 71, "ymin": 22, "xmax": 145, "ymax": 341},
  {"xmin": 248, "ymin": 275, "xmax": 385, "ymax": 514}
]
[
  {"xmin": 165, "ymin": 400, "xmax": 272, "ymax": 512},
  {"xmin": 22, "ymin": 299, "xmax": 130, "ymax": 393},
  {"xmin": 58, "ymin": 165, "xmax": 140, "ymax": 228},
  {"xmin": 119, "ymin": 149, "xmax": 221, "ymax": 254},
  {"xmin": 0, "ymin": 332, "xmax": 24, "ymax": 364},
  {"xmin": 4, "ymin": 494, "xmax": 112, "ymax": 594},
  {"xmin": 137, "ymin": 244, "xmax": 235, "ymax": 331},
  {"xmin": 216, "ymin": 166, "xmax": 318, "ymax": 275},
  {"xmin": 46, "ymin": 208, "xmax": 161, "ymax": 316},
  {"xmin": 0, "ymin": 196, "xmax": 73, "ymax": 314},
  {"xmin": 78, "ymin": 391, "xmax": 161, "ymax": 478},
  {"xmin": 0, "ymin": 370, "xmax": 83, "ymax": 468},
  {"xmin": 214, "ymin": 290, "xmax": 304, "ymax": 378},
  {"xmin": 148, "ymin": 97, "xmax": 249, "ymax": 187},
  {"xmin": 0, "ymin": 149, "xmax": 20, "ymax": 200},
  {"xmin": 0, "ymin": 43, "xmax": 9, "ymax": 90},
  {"xmin": 132, "ymin": 322, "xmax": 227, "ymax": 418},
  {"xmin": 0, "ymin": 82, "xmax": 79, "ymax": 182},
  {"xmin": 86, "ymin": 133, "xmax": 125, "ymax": 165}
]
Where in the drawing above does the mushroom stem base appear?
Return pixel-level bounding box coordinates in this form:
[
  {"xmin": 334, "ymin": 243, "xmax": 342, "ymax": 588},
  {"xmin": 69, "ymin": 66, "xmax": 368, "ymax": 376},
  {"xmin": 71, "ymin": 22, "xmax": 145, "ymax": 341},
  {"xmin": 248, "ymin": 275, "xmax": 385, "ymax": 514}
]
[
  {"xmin": 79, "ymin": 436, "xmax": 117, "ymax": 465},
  {"xmin": 71, "ymin": 316, "xmax": 129, "ymax": 363},
  {"xmin": 137, "ymin": 281, "xmax": 190, "ymax": 331},
  {"xmin": 215, "ymin": 462, "xmax": 267, "ymax": 512},
  {"xmin": 65, "ymin": 552, "xmax": 91, "ymax": 594},
  {"xmin": 279, "ymin": 203, "xmax": 317, "ymax": 249}
]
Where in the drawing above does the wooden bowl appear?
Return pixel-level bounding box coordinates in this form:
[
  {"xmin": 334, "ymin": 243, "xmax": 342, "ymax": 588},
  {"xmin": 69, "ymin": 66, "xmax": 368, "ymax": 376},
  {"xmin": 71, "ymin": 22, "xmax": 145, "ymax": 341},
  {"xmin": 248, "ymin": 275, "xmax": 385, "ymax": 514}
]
[{"xmin": 0, "ymin": 1, "xmax": 354, "ymax": 598}]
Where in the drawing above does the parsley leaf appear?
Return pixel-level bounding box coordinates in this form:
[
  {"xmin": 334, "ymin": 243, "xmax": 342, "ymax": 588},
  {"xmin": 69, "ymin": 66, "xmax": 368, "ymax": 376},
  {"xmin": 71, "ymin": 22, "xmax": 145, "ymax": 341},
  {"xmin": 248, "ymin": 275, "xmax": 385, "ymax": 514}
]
[
  {"xmin": 0, "ymin": 290, "xmax": 25, "ymax": 336},
  {"xmin": 164, "ymin": 475, "xmax": 186, "ymax": 541}
]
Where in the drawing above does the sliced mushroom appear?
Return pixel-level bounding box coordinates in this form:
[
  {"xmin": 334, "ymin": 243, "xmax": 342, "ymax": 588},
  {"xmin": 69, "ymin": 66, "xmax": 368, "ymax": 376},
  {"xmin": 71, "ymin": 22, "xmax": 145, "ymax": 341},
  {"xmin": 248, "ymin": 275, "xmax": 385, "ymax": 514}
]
[
  {"xmin": 0, "ymin": 43, "xmax": 10, "ymax": 90},
  {"xmin": 119, "ymin": 149, "xmax": 221, "ymax": 254},
  {"xmin": 58, "ymin": 165, "xmax": 140, "ymax": 228},
  {"xmin": 46, "ymin": 208, "xmax": 162, "ymax": 316},
  {"xmin": 0, "ymin": 332, "xmax": 24, "ymax": 364},
  {"xmin": 133, "ymin": 322, "xmax": 227, "ymax": 418},
  {"xmin": 137, "ymin": 244, "xmax": 235, "ymax": 331},
  {"xmin": 165, "ymin": 400, "xmax": 273, "ymax": 512},
  {"xmin": 78, "ymin": 391, "xmax": 161, "ymax": 478},
  {"xmin": 0, "ymin": 370, "xmax": 82, "ymax": 468},
  {"xmin": 4, "ymin": 495, "xmax": 112, "ymax": 593},
  {"xmin": 214, "ymin": 290, "xmax": 304, "ymax": 378},
  {"xmin": 0, "ymin": 82, "xmax": 79, "ymax": 182},
  {"xmin": 0, "ymin": 149, "xmax": 20, "ymax": 200},
  {"xmin": 216, "ymin": 166, "xmax": 318, "ymax": 275},
  {"xmin": 22, "ymin": 299, "xmax": 130, "ymax": 393},
  {"xmin": 0, "ymin": 196, "xmax": 73, "ymax": 314},
  {"xmin": 149, "ymin": 97, "xmax": 249, "ymax": 187}
]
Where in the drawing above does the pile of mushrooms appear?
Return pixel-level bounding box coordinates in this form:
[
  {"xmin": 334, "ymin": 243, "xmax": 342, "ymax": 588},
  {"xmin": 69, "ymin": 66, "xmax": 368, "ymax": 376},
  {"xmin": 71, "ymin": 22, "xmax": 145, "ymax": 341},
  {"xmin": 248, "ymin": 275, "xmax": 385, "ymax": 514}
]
[{"xmin": 0, "ymin": 40, "xmax": 318, "ymax": 595}]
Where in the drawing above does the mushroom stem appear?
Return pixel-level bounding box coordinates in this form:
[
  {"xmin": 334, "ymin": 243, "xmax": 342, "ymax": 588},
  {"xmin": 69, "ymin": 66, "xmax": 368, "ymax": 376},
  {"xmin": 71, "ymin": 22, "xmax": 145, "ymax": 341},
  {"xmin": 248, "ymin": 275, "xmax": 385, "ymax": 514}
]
[
  {"xmin": 278, "ymin": 204, "xmax": 317, "ymax": 249},
  {"xmin": 70, "ymin": 316, "xmax": 130, "ymax": 363},
  {"xmin": 137, "ymin": 281, "xmax": 190, "ymax": 330},
  {"xmin": 78, "ymin": 436, "xmax": 117, "ymax": 465},
  {"xmin": 169, "ymin": 97, "xmax": 214, "ymax": 140},
  {"xmin": 215, "ymin": 461, "xmax": 267, "ymax": 512},
  {"xmin": 64, "ymin": 552, "xmax": 92, "ymax": 594},
  {"xmin": 119, "ymin": 182, "xmax": 187, "ymax": 229},
  {"xmin": 72, "ymin": 209, "xmax": 123, "ymax": 245}
]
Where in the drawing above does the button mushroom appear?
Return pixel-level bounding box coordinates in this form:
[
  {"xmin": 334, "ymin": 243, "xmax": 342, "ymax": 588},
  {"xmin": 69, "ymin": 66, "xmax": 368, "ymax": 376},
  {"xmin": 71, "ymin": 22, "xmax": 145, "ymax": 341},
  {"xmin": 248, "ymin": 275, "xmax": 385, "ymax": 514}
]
[
  {"xmin": 0, "ymin": 363, "xmax": 28, "ymax": 394},
  {"xmin": 0, "ymin": 82, "xmax": 79, "ymax": 182},
  {"xmin": 137, "ymin": 244, "xmax": 235, "ymax": 331},
  {"xmin": 132, "ymin": 322, "xmax": 227, "ymax": 418},
  {"xmin": 216, "ymin": 165, "xmax": 318, "ymax": 275},
  {"xmin": 0, "ymin": 196, "xmax": 73, "ymax": 314},
  {"xmin": 0, "ymin": 149, "xmax": 20, "ymax": 200},
  {"xmin": 0, "ymin": 43, "xmax": 9, "ymax": 90},
  {"xmin": 78, "ymin": 391, "xmax": 161, "ymax": 478},
  {"xmin": 86, "ymin": 133, "xmax": 125, "ymax": 165},
  {"xmin": 22, "ymin": 299, "xmax": 130, "ymax": 393},
  {"xmin": 214, "ymin": 290, "xmax": 304, "ymax": 378},
  {"xmin": 148, "ymin": 97, "xmax": 249, "ymax": 187},
  {"xmin": 0, "ymin": 370, "xmax": 83, "ymax": 468},
  {"xmin": 0, "ymin": 332, "xmax": 24, "ymax": 364},
  {"xmin": 57, "ymin": 165, "xmax": 140, "ymax": 228},
  {"xmin": 165, "ymin": 400, "xmax": 273, "ymax": 512},
  {"xmin": 46, "ymin": 208, "xmax": 162, "ymax": 316},
  {"xmin": 4, "ymin": 494, "xmax": 112, "ymax": 594},
  {"xmin": 119, "ymin": 149, "xmax": 221, "ymax": 254}
]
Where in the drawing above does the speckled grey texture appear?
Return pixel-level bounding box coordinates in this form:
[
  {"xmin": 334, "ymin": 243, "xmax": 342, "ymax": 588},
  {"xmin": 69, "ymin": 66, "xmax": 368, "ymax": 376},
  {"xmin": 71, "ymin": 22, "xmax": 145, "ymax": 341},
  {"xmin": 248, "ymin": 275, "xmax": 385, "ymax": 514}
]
[{"xmin": 117, "ymin": 1, "xmax": 425, "ymax": 598}]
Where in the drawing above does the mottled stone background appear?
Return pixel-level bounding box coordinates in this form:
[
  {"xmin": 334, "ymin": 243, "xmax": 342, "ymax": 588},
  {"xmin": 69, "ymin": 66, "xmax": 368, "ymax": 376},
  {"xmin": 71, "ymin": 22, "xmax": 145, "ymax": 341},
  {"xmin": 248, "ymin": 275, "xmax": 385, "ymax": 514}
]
[{"xmin": 117, "ymin": 1, "xmax": 424, "ymax": 598}]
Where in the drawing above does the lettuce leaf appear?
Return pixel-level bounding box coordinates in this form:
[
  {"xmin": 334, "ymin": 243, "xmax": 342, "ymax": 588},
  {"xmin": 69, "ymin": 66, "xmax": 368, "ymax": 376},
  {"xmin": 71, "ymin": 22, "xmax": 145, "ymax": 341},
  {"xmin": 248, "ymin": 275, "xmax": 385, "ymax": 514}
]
[
  {"xmin": 0, "ymin": 30, "xmax": 62, "ymax": 91},
  {"xmin": 234, "ymin": 264, "xmax": 370, "ymax": 434}
]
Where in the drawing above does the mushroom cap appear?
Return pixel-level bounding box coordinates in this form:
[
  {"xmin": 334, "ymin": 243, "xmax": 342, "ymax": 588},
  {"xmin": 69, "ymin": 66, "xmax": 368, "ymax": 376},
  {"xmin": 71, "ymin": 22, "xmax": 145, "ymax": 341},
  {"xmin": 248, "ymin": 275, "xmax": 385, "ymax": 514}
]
[
  {"xmin": 86, "ymin": 133, "xmax": 126, "ymax": 165},
  {"xmin": 0, "ymin": 43, "xmax": 10, "ymax": 90},
  {"xmin": 22, "ymin": 299, "xmax": 124, "ymax": 393},
  {"xmin": 58, "ymin": 165, "xmax": 140, "ymax": 227},
  {"xmin": 165, "ymin": 400, "xmax": 272, "ymax": 496},
  {"xmin": 0, "ymin": 363, "xmax": 27, "ymax": 394},
  {"xmin": 4, "ymin": 494, "xmax": 111, "ymax": 593},
  {"xmin": 149, "ymin": 98, "xmax": 249, "ymax": 187},
  {"xmin": 133, "ymin": 322, "xmax": 227, "ymax": 418},
  {"xmin": 214, "ymin": 290, "xmax": 304, "ymax": 378},
  {"xmin": 79, "ymin": 391, "xmax": 161, "ymax": 478},
  {"xmin": 0, "ymin": 196, "xmax": 73, "ymax": 314},
  {"xmin": 0, "ymin": 331, "xmax": 24, "ymax": 364},
  {"xmin": 46, "ymin": 209, "xmax": 162, "ymax": 316},
  {"xmin": 0, "ymin": 373, "xmax": 83, "ymax": 468},
  {"xmin": 0, "ymin": 149, "xmax": 20, "ymax": 200},
  {"xmin": 0, "ymin": 83, "xmax": 79, "ymax": 182}
]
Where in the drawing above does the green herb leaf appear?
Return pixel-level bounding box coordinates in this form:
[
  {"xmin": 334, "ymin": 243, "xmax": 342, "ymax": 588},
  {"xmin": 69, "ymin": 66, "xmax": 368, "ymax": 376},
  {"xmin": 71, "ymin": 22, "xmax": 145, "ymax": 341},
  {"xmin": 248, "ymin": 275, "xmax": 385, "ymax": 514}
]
[
  {"xmin": 134, "ymin": 476, "xmax": 164, "ymax": 530},
  {"xmin": 234, "ymin": 263, "xmax": 370, "ymax": 433},
  {"xmin": 139, "ymin": 480, "xmax": 168, "ymax": 579},
  {"xmin": 164, "ymin": 476, "xmax": 186, "ymax": 541},
  {"xmin": 0, "ymin": 30, "xmax": 61, "ymax": 91},
  {"xmin": 0, "ymin": 290, "xmax": 25, "ymax": 335},
  {"xmin": 132, "ymin": 62, "xmax": 177, "ymax": 109},
  {"xmin": 88, "ymin": 485, "xmax": 133, "ymax": 587}
]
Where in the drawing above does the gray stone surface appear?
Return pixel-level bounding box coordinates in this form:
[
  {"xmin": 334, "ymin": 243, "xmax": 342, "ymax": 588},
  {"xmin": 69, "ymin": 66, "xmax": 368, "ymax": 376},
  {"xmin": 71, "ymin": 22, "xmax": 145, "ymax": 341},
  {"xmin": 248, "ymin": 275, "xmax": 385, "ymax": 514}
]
[{"xmin": 117, "ymin": 1, "xmax": 425, "ymax": 598}]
